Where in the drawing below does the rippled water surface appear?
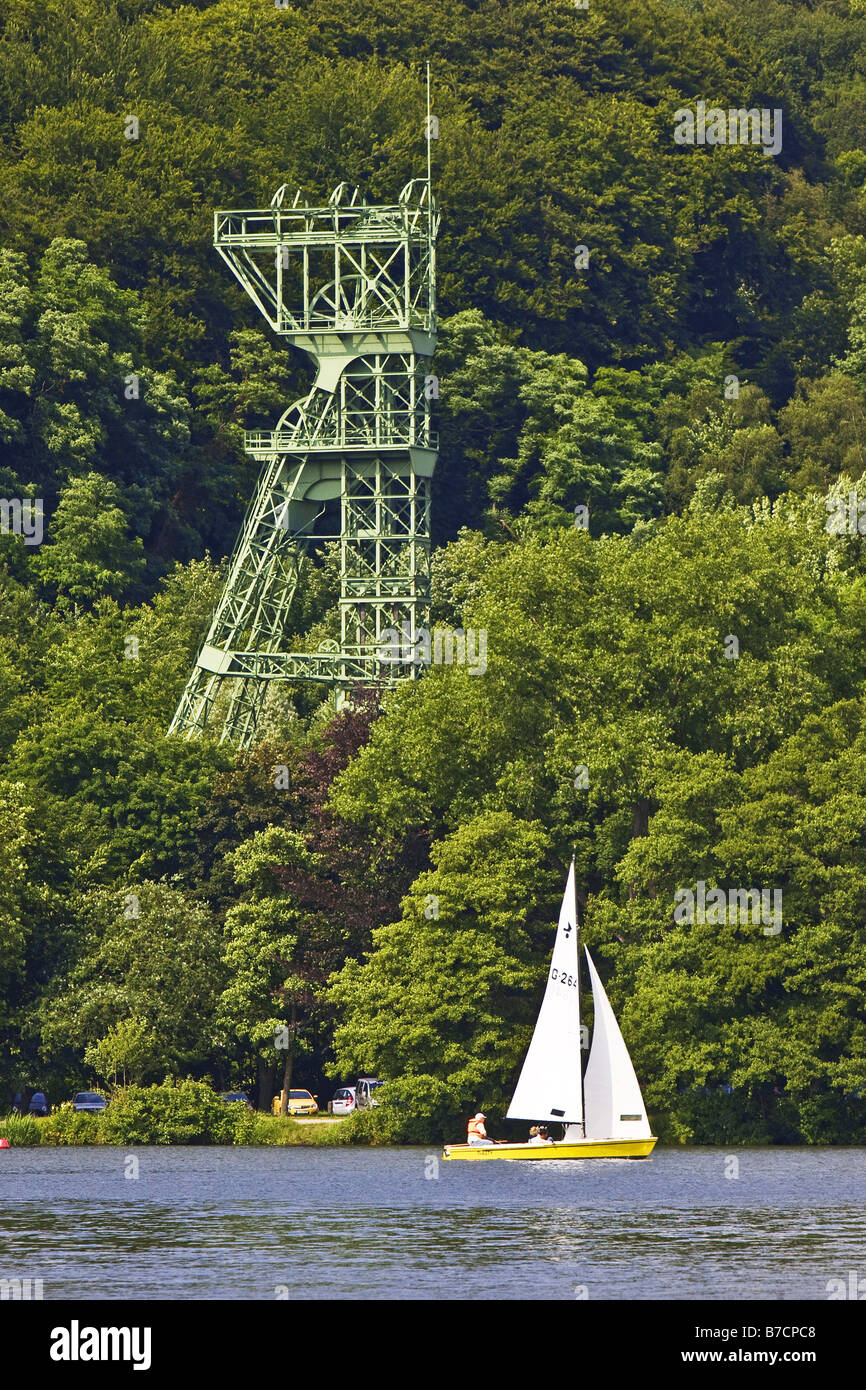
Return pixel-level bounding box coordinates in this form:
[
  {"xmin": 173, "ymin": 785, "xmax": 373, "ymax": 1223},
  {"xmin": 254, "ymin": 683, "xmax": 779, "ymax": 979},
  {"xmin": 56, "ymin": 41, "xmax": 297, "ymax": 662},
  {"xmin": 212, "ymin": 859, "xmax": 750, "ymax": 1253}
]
[{"xmin": 1, "ymin": 1145, "xmax": 864, "ymax": 1299}]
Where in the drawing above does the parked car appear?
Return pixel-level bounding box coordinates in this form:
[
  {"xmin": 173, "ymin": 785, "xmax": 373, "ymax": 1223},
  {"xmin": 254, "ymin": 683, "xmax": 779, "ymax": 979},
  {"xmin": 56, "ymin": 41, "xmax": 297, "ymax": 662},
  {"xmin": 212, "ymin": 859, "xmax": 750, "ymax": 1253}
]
[
  {"xmin": 286, "ymin": 1089, "xmax": 318, "ymax": 1116},
  {"xmin": 71, "ymin": 1092, "xmax": 108, "ymax": 1114},
  {"xmin": 28, "ymin": 1092, "xmax": 49, "ymax": 1117},
  {"xmin": 219, "ymin": 1092, "xmax": 253, "ymax": 1108},
  {"xmin": 329, "ymin": 1086, "xmax": 356, "ymax": 1116},
  {"xmin": 354, "ymin": 1078, "xmax": 383, "ymax": 1110}
]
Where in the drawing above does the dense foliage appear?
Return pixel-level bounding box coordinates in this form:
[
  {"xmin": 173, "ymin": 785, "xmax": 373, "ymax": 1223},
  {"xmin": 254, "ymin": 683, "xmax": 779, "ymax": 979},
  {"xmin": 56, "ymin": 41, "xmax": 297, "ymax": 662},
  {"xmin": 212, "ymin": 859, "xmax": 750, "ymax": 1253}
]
[{"xmin": 3, "ymin": 0, "xmax": 866, "ymax": 1142}]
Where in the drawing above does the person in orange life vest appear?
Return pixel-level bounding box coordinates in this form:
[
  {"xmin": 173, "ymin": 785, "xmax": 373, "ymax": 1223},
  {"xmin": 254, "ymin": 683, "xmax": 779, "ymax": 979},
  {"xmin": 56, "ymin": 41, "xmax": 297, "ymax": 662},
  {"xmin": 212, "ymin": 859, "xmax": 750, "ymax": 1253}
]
[{"xmin": 467, "ymin": 1112, "xmax": 493, "ymax": 1146}]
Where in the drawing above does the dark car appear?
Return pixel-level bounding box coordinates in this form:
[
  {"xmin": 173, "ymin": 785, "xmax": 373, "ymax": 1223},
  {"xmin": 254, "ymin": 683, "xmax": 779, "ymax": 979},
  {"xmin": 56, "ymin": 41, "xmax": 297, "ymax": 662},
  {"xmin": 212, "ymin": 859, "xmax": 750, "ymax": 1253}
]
[
  {"xmin": 219, "ymin": 1092, "xmax": 253, "ymax": 1108},
  {"xmin": 28, "ymin": 1092, "xmax": 49, "ymax": 1117},
  {"xmin": 72, "ymin": 1092, "xmax": 108, "ymax": 1114}
]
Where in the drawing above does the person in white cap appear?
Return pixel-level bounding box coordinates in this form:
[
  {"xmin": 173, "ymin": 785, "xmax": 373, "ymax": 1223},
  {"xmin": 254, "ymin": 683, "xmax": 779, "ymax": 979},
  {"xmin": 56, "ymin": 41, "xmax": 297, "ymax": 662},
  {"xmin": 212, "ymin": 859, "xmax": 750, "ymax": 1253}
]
[{"xmin": 466, "ymin": 1112, "xmax": 493, "ymax": 1146}]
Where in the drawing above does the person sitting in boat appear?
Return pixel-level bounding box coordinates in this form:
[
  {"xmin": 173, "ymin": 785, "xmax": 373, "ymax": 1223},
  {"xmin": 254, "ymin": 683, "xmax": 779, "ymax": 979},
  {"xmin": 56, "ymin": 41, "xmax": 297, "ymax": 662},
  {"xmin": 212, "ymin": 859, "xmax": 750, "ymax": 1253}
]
[
  {"xmin": 528, "ymin": 1124, "xmax": 551, "ymax": 1145},
  {"xmin": 467, "ymin": 1112, "xmax": 493, "ymax": 1146}
]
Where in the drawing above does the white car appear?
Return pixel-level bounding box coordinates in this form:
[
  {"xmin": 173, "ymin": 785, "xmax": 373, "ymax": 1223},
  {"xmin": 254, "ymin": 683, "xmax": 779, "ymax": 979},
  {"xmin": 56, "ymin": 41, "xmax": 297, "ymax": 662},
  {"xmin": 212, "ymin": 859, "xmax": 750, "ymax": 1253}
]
[
  {"xmin": 354, "ymin": 1078, "xmax": 383, "ymax": 1109},
  {"xmin": 330, "ymin": 1086, "xmax": 356, "ymax": 1116}
]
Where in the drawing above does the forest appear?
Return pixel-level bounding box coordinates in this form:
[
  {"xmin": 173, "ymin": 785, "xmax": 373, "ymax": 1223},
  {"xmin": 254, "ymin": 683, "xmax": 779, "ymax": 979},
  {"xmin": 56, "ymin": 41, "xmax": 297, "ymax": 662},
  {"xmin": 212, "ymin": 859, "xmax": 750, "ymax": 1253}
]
[{"xmin": 2, "ymin": 0, "xmax": 866, "ymax": 1142}]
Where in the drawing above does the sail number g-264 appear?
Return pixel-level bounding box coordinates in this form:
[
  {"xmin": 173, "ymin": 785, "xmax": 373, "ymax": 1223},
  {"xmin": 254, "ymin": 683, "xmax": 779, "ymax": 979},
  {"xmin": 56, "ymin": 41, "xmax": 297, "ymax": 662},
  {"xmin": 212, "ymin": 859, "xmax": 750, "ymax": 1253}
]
[{"xmin": 550, "ymin": 967, "xmax": 577, "ymax": 988}]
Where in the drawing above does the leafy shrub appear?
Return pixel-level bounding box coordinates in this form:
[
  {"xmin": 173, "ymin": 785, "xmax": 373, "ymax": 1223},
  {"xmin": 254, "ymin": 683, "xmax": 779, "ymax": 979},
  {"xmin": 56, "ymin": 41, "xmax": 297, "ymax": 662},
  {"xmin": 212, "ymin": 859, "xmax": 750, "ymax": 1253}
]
[
  {"xmin": 314, "ymin": 1076, "xmax": 461, "ymax": 1146},
  {"xmin": 0, "ymin": 1080, "xmax": 464, "ymax": 1148},
  {"xmin": 230, "ymin": 1110, "xmax": 306, "ymax": 1145},
  {"xmin": 99, "ymin": 1080, "xmax": 238, "ymax": 1145},
  {"xmin": 305, "ymin": 1112, "xmax": 369, "ymax": 1146},
  {"xmin": 41, "ymin": 1105, "xmax": 104, "ymax": 1145},
  {"xmin": 0, "ymin": 1114, "xmax": 41, "ymax": 1146},
  {"xmin": 671, "ymin": 1088, "xmax": 802, "ymax": 1146},
  {"xmin": 797, "ymin": 1093, "xmax": 866, "ymax": 1145}
]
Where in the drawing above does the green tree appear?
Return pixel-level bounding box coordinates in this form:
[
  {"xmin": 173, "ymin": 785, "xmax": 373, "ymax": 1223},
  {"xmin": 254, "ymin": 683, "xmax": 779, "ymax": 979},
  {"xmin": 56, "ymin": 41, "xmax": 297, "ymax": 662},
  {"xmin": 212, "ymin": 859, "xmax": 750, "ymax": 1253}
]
[
  {"xmin": 217, "ymin": 827, "xmax": 324, "ymax": 1112},
  {"xmin": 33, "ymin": 473, "xmax": 146, "ymax": 607},
  {"xmin": 331, "ymin": 812, "xmax": 557, "ymax": 1123},
  {"xmin": 38, "ymin": 884, "xmax": 223, "ymax": 1079},
  {"xmin": 84, "ymin": 1015, "xmax": 159, "ymax": 1088},
  {"xmin": 779, "ymin": 374, "xmax": 866, "ymax": 492}
]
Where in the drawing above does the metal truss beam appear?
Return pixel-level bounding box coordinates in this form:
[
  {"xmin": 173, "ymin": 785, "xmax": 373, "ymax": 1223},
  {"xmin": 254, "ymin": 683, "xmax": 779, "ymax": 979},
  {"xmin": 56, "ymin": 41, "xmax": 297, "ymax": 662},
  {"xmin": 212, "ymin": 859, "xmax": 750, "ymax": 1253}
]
[{"xmin": 170, "ymin": 176, "xmax": 439, "ymax": 747}]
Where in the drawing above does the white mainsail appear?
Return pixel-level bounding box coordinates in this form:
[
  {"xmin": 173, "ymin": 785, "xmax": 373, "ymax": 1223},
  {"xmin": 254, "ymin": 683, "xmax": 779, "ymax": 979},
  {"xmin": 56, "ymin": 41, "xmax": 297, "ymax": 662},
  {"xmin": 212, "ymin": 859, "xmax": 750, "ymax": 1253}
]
[
  {"xmin": 506, "ymin": 862, "xmax": 583, "ymax": 1124},
  {"xmin": 582, "ymin": 947, "xmax": 652, "ymax": 1140}
]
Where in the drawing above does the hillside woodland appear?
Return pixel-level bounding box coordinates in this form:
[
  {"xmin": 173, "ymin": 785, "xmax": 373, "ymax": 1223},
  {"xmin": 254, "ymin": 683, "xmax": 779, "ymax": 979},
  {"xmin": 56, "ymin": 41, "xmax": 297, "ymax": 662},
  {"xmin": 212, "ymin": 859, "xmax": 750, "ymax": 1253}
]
[{"xmin": 3, "ymin": 0, "xmax": 866, "ymax": 1140}]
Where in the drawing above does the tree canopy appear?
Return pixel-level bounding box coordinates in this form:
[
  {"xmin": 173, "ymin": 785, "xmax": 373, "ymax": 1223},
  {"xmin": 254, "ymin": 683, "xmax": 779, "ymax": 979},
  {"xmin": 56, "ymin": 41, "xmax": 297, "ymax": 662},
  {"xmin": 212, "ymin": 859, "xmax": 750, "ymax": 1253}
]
[{"xmin": 4, "ymin": 0, "xmax": 866, "ymax": 1141}]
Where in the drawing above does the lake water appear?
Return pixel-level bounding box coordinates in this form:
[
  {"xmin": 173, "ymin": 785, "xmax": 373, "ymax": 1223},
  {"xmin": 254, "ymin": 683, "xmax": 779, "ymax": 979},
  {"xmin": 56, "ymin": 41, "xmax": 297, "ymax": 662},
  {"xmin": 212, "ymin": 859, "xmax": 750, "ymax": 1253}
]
[{"xmin": 1, "ymin": 1145, "xmax": 864, "ymax": 1300}]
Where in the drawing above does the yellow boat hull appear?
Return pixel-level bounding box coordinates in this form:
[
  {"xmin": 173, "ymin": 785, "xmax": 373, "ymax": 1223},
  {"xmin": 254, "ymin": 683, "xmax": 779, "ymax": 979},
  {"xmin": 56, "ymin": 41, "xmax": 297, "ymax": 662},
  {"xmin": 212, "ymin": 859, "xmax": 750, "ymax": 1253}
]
[{"xmin": 443, "ymin": 1136, "xmax": 657, "ymax": 1161}]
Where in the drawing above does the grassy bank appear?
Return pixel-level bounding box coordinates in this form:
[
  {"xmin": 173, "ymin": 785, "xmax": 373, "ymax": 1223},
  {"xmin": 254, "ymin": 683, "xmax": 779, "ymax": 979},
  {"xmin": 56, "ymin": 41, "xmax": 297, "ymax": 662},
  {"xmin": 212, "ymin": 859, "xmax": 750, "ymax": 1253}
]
[
  {"xmin": 0, "ymin": 1108, "xmax": 385, "ymax": 1147},
  {"xmin": 0, "ymin": 1082, "xmax": 426, "ymax": 1147},
  {"xmin": 4, "ymin": 1081, "xmax": 829, "ymax": 1148}
]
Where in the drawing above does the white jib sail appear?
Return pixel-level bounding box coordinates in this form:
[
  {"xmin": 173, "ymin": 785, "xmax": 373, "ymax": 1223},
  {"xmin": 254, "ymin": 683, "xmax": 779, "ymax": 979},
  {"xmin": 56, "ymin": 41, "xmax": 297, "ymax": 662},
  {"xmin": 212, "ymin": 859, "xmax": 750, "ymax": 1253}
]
[
  {"xmin": 583, "ymin": 947, "xmax": 651, "ymax": 1140},
  {"xmin": 507, "ymin": 862, "xmax": 583, "ymax": 1124}
]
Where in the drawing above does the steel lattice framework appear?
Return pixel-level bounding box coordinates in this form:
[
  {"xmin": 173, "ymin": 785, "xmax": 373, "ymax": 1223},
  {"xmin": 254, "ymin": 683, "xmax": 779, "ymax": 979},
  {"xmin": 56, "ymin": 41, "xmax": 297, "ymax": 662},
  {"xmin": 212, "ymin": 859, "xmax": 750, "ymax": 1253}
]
[{"xmin": 169, "ymin": 176, "xmax": 440, "ymax": 746}]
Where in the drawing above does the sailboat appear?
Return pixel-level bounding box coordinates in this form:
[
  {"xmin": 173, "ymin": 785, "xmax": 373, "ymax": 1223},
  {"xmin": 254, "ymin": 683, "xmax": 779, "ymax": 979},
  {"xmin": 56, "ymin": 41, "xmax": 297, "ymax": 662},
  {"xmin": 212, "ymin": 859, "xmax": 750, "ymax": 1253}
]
[{"xmin": 443, "ymin": 862, "xmax": 657, "ymax": 1161}]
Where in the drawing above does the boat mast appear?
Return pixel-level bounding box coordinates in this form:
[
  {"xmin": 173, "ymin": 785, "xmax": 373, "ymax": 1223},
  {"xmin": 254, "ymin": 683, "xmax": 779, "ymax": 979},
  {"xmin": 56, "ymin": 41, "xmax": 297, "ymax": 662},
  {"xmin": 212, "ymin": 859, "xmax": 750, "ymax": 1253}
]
[{"xmin": 574, "ymin": 856, "xmax": 587, "ymax": 1138}]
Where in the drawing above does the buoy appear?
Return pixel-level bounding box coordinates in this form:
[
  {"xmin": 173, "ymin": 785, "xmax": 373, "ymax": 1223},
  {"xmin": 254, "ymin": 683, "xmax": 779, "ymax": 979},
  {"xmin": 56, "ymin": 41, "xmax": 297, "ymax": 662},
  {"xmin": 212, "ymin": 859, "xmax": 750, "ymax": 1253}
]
[{"xmin": 0, "ymin": 1138, "xmax": 9, "ymax": 1148}]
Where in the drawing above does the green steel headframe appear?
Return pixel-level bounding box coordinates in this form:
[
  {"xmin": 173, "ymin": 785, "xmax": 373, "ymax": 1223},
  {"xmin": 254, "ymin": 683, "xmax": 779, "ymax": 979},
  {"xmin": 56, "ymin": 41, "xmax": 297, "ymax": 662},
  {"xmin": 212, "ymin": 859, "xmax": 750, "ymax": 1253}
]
[{"xmin": 169, "ymin": 157, "xmax": 440, "ymax": 747}]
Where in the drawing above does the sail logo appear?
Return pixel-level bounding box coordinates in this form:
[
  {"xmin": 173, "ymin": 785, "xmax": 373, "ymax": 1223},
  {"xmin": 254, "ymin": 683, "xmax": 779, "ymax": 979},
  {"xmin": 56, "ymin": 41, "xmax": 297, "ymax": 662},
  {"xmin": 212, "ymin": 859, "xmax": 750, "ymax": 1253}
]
[
  {"xmin": 377, "ymin": 622, "xmax": 487, "ymax": 676},
  {"xmin": 673, "ymin": 102, "xmax": 782, "ymax": 157},
  {"xmin": 49, "ymin": 1321, "xmax": 152, "ymax": 1371},
  {"xmin": 673, "ymin": 881, "xmax": 782, "ymax": 935}
]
